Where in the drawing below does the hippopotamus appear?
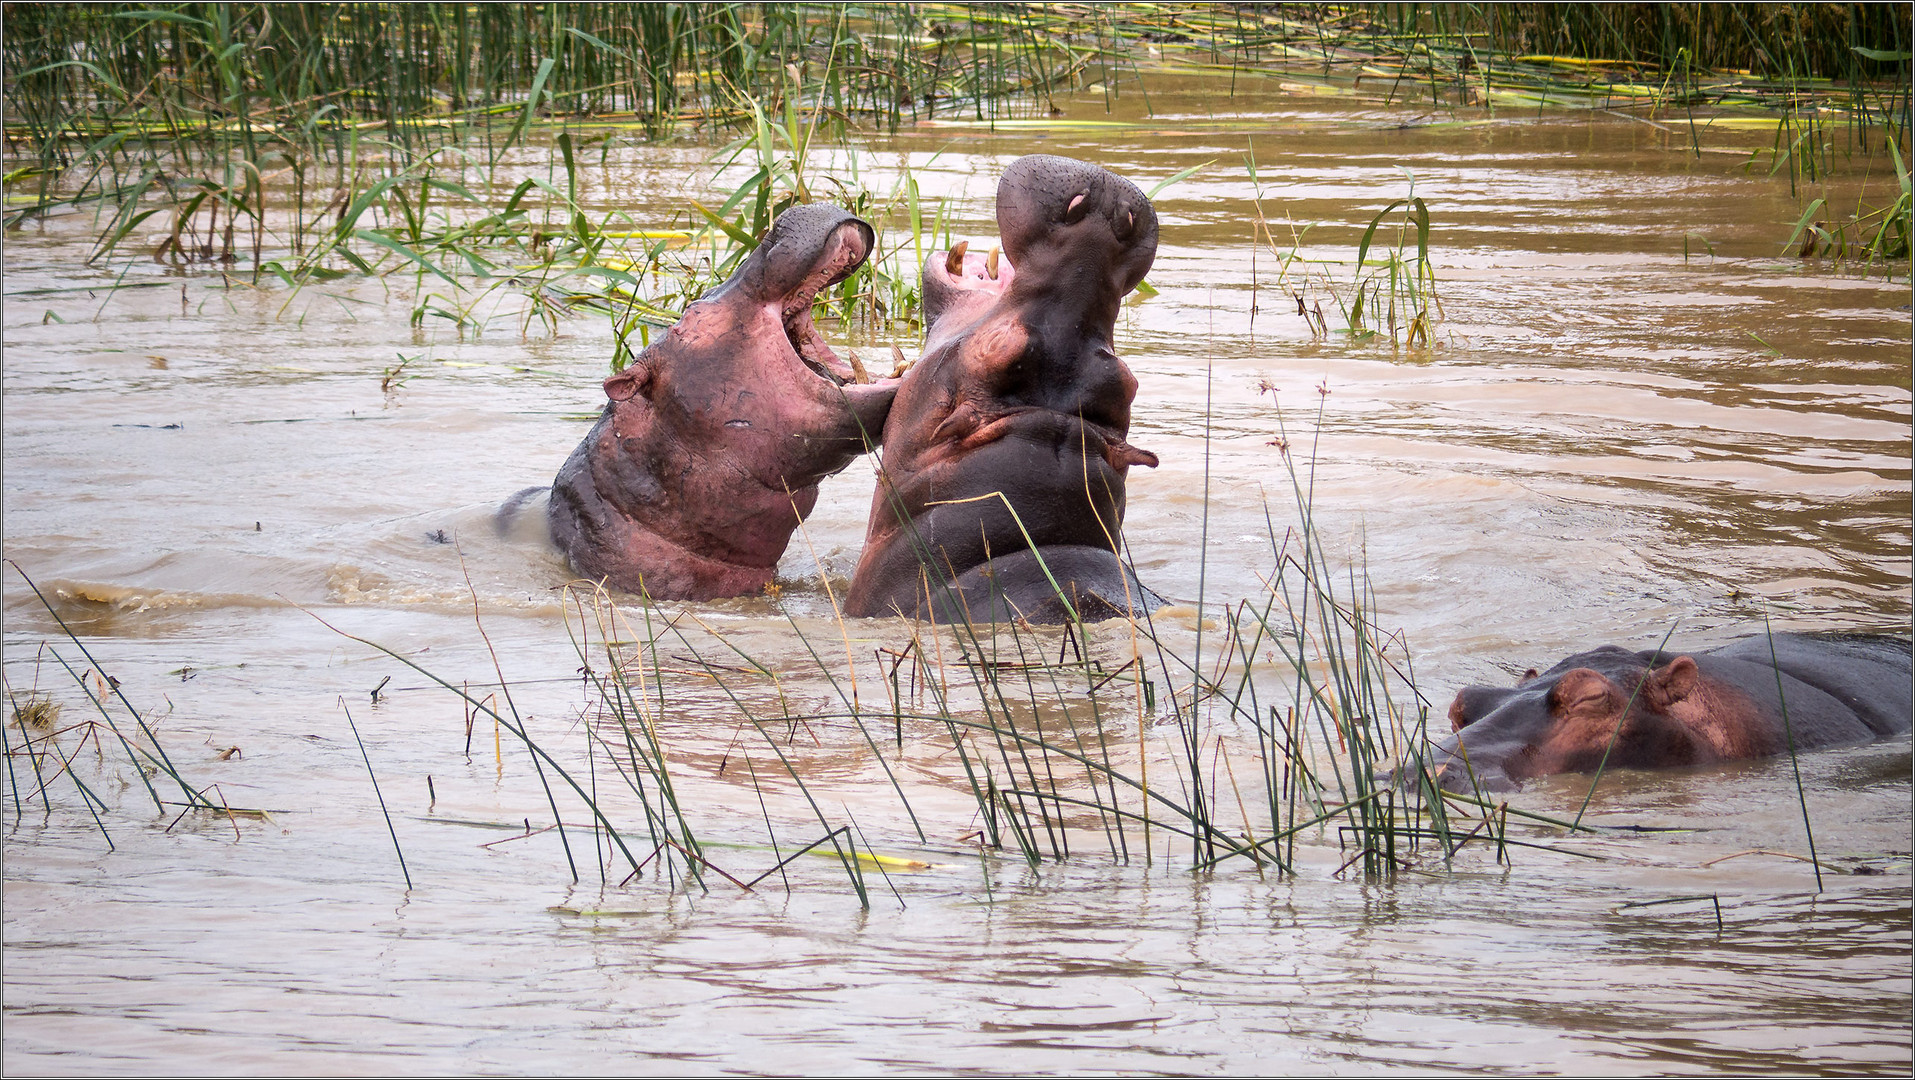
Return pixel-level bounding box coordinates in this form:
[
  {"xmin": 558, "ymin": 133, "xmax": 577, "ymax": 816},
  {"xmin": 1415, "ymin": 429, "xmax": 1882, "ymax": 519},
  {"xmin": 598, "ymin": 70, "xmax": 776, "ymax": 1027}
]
[
  {"xmin": 1414, "ymin": 633, "xmax": 1912, "ymax": 792},
  {"xmin": 546, "ymin": 203, "xmax": 897, "ymax": 600},
  {"xmin": 843, "ymin": 155, "xmax": 1162, "ymax": 623}
]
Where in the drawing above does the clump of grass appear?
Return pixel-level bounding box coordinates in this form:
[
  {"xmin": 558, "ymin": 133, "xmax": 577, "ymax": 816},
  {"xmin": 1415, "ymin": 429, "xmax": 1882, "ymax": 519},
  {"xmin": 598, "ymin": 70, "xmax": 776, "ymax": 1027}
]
[
  {"xmin": 318, "ymin": 576, "xmax": 908, "ymax": 903},
  {"xmin": 874, "ymin": 390, "xmax": 1527, "ymax": 880},
  {"xmin": 1779, "ymin": 148, "xmax": 1912, "ymax": 268},
  {"xmin": 1246, "ymin": 152, "xmax": 1442, "ymax": 353},
  {"xmin": 4, "ymin": 561, "xmax": 225, "ymax": 846},
  {"xmin": 9, "ymin": 691, "xmax": 61, "ymax": 733}
]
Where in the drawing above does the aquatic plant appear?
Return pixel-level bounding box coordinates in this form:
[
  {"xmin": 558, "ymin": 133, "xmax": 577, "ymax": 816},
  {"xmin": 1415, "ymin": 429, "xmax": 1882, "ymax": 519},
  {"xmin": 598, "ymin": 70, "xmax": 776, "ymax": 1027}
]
[
  {"xmin": 374, "ymin": 397, "xmax": 1587, "ymax": 896},
  {"xmin": 7, "ymin": 2, "xmax": 1907, "ymax": 314},
  {"xmin": 3, "ymin": 562, "xmax": 225, "ymax": 847}
]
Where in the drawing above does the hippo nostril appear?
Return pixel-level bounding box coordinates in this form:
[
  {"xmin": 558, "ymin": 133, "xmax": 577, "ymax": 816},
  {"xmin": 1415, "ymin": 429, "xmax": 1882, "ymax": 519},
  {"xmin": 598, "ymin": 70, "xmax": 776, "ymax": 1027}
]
[
  {"xmin": 945, "ymin": 241, "xmax": 968, "ymax": 275},
  {"xmin": 725, "ymin": 419, "xmax": 752, "ymax": 429},
  {"xmin": 1064, "ymin": 193, "xmax": 1089, "ymax": 224}
]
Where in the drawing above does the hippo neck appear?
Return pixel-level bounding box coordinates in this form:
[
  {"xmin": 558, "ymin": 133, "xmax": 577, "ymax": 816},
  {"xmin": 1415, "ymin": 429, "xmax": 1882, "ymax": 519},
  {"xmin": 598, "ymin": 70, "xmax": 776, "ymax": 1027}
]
[
  {"xmin": 1004, "ymin": 277, "xmax": 1120, "ymax": 350},
  {"xmin": 600, "ymin": 517, "xmax": 782, "ymax": 600}
]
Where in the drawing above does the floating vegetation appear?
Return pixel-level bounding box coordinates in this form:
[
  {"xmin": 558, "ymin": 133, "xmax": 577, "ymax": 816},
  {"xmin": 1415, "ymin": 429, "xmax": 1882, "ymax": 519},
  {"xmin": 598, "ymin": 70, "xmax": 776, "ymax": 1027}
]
[{"xmin": 9, "ymin": 690, "xmax": 61, "ymax": 733}]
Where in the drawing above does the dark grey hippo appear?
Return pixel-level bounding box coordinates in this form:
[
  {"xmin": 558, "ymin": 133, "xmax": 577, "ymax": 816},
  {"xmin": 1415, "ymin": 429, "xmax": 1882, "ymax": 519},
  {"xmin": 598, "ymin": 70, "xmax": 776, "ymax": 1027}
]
[
  {"xmin": 1414, "ymin": 633, "xmax": 1912, "ymax": 792},
  {"xmin": 843, "ymin": 155, "xmax": 1162, "ymax": 623}
]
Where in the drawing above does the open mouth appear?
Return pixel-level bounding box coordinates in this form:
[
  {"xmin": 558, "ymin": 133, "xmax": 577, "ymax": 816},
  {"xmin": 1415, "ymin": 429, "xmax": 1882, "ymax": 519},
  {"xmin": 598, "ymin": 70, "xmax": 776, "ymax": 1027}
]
[
  {"xmin": 928, "ymin": 240, "xmax": 1011, "ymax": 291},
  {"xmin": 921, "ymin": 239, "xmax": 1014, "ymax": 334},
  {"xmin": 780, "ymin": 222, "xmax": 870, "ymax": 386}
]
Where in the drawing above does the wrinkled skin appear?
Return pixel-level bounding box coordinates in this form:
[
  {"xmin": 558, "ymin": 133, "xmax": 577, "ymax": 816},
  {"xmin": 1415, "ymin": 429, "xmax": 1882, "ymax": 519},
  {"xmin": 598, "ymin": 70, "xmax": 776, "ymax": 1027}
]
[
  {"xmin": 547, "ymin": 203, "xmax": 897, "ymax": 599},
  {"xmin": 1409, "ymin": 633, "xmax": 1912, "ymax": 792},
  {"xmin": 844, "ymin": 155, "xmax": 1162, "ymax": 623}
]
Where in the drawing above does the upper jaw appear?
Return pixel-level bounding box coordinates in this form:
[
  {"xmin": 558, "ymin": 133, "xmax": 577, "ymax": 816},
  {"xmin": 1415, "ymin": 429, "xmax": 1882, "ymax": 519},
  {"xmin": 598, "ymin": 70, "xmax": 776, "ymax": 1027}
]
[
  {"xmin": 774, "ymin": 220, "xmax": 874, "ymax": 385},
  {"xmin": 923, "ymin": 242, "xmax": 1013, "ymax": 330},
  {"xmin": 780, "ymin": 297, "xmax": 856, "ymax": 385},
  {"xmin": 1380, "ymin": 739, "xmax": 1523, "ymax": 794}
]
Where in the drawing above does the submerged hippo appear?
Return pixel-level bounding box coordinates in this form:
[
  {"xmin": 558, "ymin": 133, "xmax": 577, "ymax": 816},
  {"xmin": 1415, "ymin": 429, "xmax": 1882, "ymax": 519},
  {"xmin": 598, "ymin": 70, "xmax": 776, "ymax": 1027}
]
[
  {"xmin": 547, "ymin": 203, "xmax": 897, "ymax": 600},
  {"xmin": 844, "ymin": 155, "xmax": 1162, "ymax": 623},
  {"xmin": 1416, "ymin": 633, "xmax": 1912, "ymax": 792}
]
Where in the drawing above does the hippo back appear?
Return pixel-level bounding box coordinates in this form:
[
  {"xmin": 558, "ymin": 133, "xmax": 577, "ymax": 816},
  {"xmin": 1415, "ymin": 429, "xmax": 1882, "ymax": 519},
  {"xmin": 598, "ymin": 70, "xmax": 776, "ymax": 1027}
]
[{"xmin": 1701, "ymin": 633, "xmax": 1912, "ymax": 739}]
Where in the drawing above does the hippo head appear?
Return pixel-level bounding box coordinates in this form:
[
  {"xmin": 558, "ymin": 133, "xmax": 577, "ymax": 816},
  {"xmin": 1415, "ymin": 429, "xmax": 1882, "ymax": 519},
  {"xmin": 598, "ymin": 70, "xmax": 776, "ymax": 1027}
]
[
  {"xmin": 1417, "ymin": 646, "xmax": 1768, "ymax": 792},
  {"xmin": 843, "ymin": 156, "xmax": 1162, "ymax": 622},
  {"xmin": 914, "ymin": 154, "xmax": 1157, "ymax": 350},
  {"xmin": 548, "ymin": 202, "xmax": 898, "ymax": 600},
  {"xmin": 598, "ymin": 203, "xmax": 893, "ymax": 490},
  {"xmin": 997, "ymin": 154, "xmax": 1158, "ymax": 313}
]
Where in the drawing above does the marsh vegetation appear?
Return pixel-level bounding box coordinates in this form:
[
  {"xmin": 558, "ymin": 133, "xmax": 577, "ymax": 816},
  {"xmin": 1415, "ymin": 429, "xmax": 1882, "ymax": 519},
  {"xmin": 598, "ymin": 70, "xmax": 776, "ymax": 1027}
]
[
  {"xmin": 5, "ymin": 3, "xmax": 1908, "ymax": 351},
  {"xmin": 4, "ymin": 5, "xmax": 1911, "ymax": 1072}
]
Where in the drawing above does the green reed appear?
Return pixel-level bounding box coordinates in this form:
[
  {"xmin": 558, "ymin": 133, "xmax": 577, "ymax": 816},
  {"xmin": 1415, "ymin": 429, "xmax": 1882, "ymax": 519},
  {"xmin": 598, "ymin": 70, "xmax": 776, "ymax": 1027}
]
[{"xmin": 6, "ymin": 2, "xmax": 1907, "ymax": 328}]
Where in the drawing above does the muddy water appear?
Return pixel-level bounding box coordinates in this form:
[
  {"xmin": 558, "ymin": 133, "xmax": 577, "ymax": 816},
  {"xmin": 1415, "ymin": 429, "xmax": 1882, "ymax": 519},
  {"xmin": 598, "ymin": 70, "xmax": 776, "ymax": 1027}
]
[{"xmin": 5, "ymin": 81, "xmax": 1910, "ymax": 1073}]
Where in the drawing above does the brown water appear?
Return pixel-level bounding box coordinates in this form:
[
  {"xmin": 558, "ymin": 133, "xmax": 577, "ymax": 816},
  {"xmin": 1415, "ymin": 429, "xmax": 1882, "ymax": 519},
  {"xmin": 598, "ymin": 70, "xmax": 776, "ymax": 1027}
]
[{"xmin": 5, "ymin": 82, "xmax": 1911, "ymax": 1073}]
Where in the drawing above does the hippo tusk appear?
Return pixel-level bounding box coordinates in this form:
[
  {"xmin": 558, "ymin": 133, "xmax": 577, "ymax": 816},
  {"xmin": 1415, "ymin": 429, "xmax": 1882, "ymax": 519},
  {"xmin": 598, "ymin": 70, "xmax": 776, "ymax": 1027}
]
[
  {"xmin": 945, "ymin": 241, "xmax": 969, "ymax": 275},
  {"xmin": 985, "ymin": 245, "xmax": 1000, "ymax": 279},
  {"xmin": 846, "ymin": 349, "xmax": 871, "ymax": 384}
]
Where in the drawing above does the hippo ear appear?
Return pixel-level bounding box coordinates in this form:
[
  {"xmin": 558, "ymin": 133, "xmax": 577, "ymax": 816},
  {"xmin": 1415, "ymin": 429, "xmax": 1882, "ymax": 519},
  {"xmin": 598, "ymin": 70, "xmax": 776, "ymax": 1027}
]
[
  {"xmin": 1647, "ymin": 656, "xmax": 1699, "ymax": 706},
  {"xmin": 1518, "ymin": 668, "xmax": 1540, "ymax": 685},
  {"xmin": 603, "ymin": 365, "xmax": 652, "ymax": 403},
  {"xmin": 1447, "ymin": 694, "xmax": 1472, "ymax": 732},
  {"xmin": 1448, "ymin": 685, "xmax": 1513, "ymax": 732}
]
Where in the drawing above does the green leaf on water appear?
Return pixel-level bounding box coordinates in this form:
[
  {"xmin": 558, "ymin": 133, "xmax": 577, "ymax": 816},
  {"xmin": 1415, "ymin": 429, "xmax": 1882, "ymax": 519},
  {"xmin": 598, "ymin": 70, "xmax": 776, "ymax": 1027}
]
[
  {"xmin": 1356, "ymin": 199, "xmax": 1406, "ymax": 270},
  {"xmin": 496, "ymin": 57, "xmax": 556, "ymax": 163},
  {"xmin": 422, "ymin": 178, "xmax": 483, "ymax": 204},
  {"xmin": 690, "ymin": 201, "xmax": 759, "ymax": 250},
  {"xmin": 561, "ymin": 264, "xmax": 638, "ymax": 288}
]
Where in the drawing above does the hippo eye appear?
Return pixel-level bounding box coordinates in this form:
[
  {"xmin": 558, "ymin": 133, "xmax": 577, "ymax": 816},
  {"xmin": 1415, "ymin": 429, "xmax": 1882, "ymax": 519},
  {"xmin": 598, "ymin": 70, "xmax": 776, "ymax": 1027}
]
[
  {"xmin": 1064, "ymin": 193, "xmax": 1089, "ymax": 224},
  {"xmin": 1548, "ymin": 669, "xmax": 1615, "ymax": 713}
]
